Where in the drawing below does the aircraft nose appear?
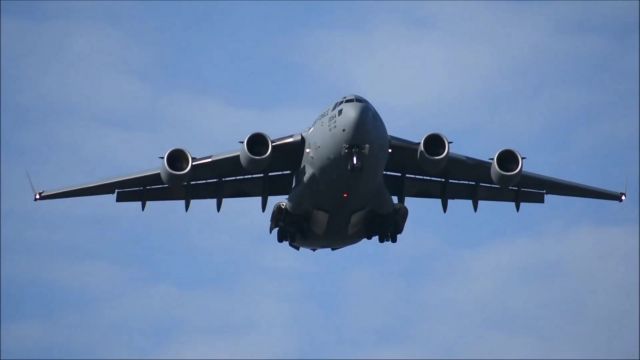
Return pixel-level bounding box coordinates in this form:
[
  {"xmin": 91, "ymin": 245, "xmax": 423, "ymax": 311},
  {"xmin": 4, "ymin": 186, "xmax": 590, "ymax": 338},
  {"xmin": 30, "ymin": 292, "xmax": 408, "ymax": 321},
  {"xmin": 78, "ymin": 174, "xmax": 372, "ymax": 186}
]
[
  {"xmin": 336, "ymin": 102, "xmax": 377, "ymax": 144},
  {"xmin": 348, "ymin": 103, "xmax": 372, "ymax": 131}
]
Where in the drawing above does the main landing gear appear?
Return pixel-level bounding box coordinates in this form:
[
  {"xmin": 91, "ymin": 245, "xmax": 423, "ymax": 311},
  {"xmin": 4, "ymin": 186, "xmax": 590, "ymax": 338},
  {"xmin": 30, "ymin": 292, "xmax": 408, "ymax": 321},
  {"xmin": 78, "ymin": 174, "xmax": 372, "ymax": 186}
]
[
  {"xmin": 270, "ymin": 201, "xmax": 305, "ymax": 251},
  {"xmin": 365, "ymin": 203, "xmax": 409, "ymax": 244}
]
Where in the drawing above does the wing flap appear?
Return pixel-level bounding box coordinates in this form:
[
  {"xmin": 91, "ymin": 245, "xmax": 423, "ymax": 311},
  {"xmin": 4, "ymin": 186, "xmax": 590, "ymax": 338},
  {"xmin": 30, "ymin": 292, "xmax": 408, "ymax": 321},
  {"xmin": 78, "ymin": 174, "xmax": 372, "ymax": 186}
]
[
  {"xmin": 115, "ymin": 173, "xmax": 294, "ymax": 202},
  {"xmin": 384, "ymin": 173, "xmax": 545, "ymax": 203}
]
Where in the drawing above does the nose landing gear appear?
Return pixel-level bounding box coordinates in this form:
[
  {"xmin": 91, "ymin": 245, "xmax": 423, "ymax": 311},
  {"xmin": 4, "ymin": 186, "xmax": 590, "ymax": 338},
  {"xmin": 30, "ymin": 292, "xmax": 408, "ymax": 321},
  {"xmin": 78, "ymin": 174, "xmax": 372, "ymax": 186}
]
[{"xmin": 343, "ymin": 144, "xmax": 369, "ymax": 172}]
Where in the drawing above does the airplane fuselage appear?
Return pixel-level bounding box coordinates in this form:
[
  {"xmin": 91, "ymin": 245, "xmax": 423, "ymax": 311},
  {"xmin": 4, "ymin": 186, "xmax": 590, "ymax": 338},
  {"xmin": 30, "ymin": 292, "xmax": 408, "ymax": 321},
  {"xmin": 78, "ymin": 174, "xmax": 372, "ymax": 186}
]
[{"xmin": 285, "ymin": 95, "xmax": 396, "ymax": 250}]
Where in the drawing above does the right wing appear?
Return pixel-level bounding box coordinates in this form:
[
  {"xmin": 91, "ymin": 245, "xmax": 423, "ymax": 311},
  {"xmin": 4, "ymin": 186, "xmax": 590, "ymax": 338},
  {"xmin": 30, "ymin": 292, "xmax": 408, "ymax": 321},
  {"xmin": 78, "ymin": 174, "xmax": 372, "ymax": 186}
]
[
  {"xmin": 34, "ymin": 134, "xmax": 305, "ymax": 207},
  {"xmin": 385, "ymin": 135, "xmax": 625, "ymax": 207}
]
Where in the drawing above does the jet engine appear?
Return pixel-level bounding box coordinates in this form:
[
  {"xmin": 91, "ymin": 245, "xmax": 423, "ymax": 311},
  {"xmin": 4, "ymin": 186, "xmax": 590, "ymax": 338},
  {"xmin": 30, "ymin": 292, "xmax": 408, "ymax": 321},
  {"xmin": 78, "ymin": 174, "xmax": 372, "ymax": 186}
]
[
  {"xmin": 160, "ymin": 148, "xmax": 193, "ymax": 186},
  {"xmin": 490, "ymin": 148, "xmax": 523, "ymax": 187},
  {"xmin": 418, "ymin": 132, "xmax": 450, "ymax": 172},
  {"xmin": 240, "ymin": 132, "xmax": 272, "ymax": 172}
]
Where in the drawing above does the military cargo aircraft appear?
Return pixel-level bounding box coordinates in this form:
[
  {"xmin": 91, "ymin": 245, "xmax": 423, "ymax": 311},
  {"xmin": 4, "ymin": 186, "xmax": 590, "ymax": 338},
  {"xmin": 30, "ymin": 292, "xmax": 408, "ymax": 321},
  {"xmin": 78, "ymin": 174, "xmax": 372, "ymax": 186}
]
[{"xmin": 33, "ymin": 95, "xmax": 626, "ymax": 251}]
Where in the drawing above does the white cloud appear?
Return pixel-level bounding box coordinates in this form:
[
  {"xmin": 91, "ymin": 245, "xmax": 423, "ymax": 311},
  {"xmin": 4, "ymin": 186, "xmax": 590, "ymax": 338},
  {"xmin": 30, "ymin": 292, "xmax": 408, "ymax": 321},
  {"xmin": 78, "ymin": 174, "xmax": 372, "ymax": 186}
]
[
  {"xmin": 295, "ymin": 2, "xmax": 638, "ymax": 139},
  {"xmin": 372, "ymin": 224, "xmax": 639, "ymax": 358},
  {"xmin": 13, "ymin": 222, "xmax": 640, "ymax": 358},
  {"xmin": 1, "ymin": 16, "xmax": 317, "ymax": 198},
  {"xmin": 2, "ymin": 17, "xmax": 149, "ymax": 115}
]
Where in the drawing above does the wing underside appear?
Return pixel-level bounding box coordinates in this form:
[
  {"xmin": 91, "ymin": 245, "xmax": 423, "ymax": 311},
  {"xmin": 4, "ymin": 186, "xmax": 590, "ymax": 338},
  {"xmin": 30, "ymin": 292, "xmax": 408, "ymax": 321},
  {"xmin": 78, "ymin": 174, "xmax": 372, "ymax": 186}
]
[
  {"xmin": 115, "ymin": 173, "xmax": 293, "ymax": 202},
  {"xmin": 384, "ymin": 173, "xmax": 545, "ymax": 204},
  {"xmin": 386, "ymin": 135, "xmax": 624, "ymax": 205},
  {"xmin": 34, "ymin": 134, "xmax": 305, "ymax": 206}
]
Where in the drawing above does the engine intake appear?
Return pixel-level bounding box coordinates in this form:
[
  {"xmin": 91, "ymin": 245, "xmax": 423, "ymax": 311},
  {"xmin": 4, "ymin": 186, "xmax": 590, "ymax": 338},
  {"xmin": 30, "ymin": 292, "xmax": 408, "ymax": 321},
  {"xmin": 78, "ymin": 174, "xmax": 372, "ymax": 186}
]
[
  {"xmin": 240, "ymin": 132, "xmax": 273, "ymax": 172},
  {"xmin": 160, "ymin": 148, "xmax": 193, "ymax": 186},
  {"xmin": 491, "ymin": 148, "xmax": 523, "ymax": 187},
  {"xmin": 418, "ymin": 132, "xmax": 450, "ymax": 172}
]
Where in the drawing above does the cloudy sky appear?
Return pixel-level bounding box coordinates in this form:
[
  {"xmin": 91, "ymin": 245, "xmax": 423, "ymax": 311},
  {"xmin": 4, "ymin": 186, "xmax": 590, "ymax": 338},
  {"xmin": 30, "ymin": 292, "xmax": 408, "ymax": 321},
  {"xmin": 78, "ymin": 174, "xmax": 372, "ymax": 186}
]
[{"xmin": 1, "ymin": 1, "xmax": 638, "ymax": 358}]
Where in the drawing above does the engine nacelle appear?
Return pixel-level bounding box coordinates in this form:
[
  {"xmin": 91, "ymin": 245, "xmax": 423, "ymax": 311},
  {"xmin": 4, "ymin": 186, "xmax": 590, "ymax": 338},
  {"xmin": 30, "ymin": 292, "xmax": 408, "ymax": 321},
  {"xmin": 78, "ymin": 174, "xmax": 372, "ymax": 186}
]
[
  {"xmin": 491, "ymin": 148, "xmax": 523, "ymax": 187},
  {"xmin": 240, "ymin": 132, "xmax": 272, "ymax": 172},
  {"xmin": 160, "ymin": 148, "xmax": 193, "ymax": 186},
  {"xmin": 418, "ymin": 132, "xmax": 450, "ymax": 172}
]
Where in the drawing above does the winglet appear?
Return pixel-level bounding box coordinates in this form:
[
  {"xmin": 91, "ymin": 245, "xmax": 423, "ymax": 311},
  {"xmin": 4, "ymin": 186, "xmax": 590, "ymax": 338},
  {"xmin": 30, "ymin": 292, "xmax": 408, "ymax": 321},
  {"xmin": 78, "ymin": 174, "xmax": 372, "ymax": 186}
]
[
  {"xmin": 26, "ymin": 171, "xmax": 43, "ymax": 202},
  {"xmin": 620, "ymin": 178, "xmax": 627, "ymax": 202}
]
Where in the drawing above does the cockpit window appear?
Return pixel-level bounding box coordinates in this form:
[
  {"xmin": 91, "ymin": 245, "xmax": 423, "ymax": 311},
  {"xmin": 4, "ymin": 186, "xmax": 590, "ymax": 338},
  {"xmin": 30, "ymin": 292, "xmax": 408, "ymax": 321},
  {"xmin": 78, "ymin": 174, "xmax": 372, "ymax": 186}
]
[{"xmin": 333, "ymin": 97, "xmax": 367, "ymax": 112}]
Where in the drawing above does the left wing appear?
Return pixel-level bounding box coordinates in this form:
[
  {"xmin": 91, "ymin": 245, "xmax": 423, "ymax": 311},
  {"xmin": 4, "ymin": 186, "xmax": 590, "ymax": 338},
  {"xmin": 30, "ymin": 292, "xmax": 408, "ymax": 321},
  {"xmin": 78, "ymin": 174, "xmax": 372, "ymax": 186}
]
[
  {"xmin": 34, "ymin": 134, "xmax": 305, "ymax": 209},
  {"xmin": 385, "ymin": 135, "xmax": 625, "ymax": 205}
]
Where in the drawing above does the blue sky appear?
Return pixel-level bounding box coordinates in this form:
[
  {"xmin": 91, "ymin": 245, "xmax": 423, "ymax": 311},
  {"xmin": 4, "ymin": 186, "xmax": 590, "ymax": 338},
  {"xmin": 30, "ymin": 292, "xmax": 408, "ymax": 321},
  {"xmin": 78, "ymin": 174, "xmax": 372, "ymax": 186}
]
[{"xmin": 1, "ymin": 1, "xmax": 638, "ymax": 358}]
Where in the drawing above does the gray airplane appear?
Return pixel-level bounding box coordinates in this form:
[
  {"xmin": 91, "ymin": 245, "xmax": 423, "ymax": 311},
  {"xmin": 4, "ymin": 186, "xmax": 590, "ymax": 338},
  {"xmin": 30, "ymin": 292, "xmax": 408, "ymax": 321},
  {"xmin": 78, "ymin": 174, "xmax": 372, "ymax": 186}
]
[{"xmin": 33, "ymin": 95, "xmax": 626, "ymax": 251}]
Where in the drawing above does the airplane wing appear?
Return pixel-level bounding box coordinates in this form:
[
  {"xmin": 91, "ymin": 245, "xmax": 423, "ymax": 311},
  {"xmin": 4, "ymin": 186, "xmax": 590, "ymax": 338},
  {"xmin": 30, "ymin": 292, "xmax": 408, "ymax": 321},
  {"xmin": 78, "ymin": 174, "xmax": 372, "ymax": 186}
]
[
  {"xmin": 34, "ymin": 134, "xmax": 305, "ymax": 211},
  {"xmin": 385, "ymin": 135, "xmax": 625, "ymax": 208}
]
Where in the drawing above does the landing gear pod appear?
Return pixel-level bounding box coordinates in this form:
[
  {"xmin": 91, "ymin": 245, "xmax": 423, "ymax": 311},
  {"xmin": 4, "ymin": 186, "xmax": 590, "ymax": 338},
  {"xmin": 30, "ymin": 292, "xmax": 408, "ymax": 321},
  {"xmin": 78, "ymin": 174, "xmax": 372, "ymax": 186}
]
[
  {"xmin": 240, "ymin": 132, "xmax": 272, "ymax": 172},
  {"xmin": 160, "ymin": 148, "xmax": 193, "ymax": 186}
]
